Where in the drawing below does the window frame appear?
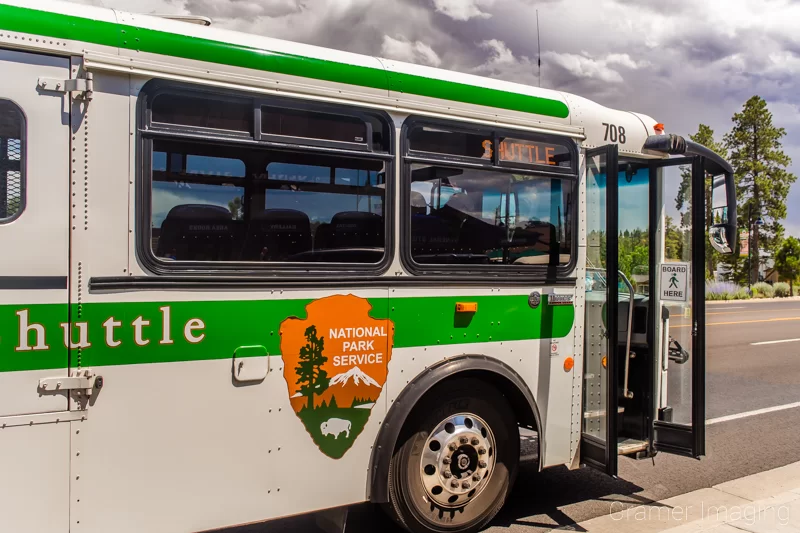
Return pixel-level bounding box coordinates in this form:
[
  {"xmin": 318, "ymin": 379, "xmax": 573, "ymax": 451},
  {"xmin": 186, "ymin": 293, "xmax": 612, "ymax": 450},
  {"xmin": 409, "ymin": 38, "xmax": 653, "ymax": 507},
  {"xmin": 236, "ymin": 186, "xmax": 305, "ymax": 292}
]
[
  {"xmin": 400, "ymin": 116, "xmax": 578, "ymax": 278},
  {"xmin": 136, "ymin": 80, "xmax": 395, "ymax": 276},
  {"xmin": 0, "ymin": 98, "xmax": 27, "ymax": 224}
]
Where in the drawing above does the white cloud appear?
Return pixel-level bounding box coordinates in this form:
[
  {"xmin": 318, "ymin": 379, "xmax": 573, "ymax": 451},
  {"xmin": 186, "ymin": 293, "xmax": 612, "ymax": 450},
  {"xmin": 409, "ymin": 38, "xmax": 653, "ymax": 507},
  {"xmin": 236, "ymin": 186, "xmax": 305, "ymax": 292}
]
[
  {"xmin": 381, "ymin": 35, "xmax": 442, "ymax": 67},
  {"xmin": 543, "ymin": 51, "xmax": 645, "ymax": 84},
  {"xmin": 479, "ymin": 39, "xmax": 515, "ymax": 65},
  {"xmin": 432, "ymin": 0, "xmax": 493, "ymax": 21}
]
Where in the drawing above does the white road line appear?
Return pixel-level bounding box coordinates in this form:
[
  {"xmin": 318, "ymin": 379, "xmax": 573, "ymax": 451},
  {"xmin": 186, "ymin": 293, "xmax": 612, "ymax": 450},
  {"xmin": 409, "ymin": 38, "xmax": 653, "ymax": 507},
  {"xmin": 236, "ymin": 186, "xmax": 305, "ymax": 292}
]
[
  {"xmin": 707, "ymin": 401, "xmax": 800, "ymax": 425},
  {"xmin": 751, "ymin": 338, "xmax": 800, "ymax": 346},
  {"xmin": 722, "ymin": 306, "xmax": 746, "ymax": 310}
]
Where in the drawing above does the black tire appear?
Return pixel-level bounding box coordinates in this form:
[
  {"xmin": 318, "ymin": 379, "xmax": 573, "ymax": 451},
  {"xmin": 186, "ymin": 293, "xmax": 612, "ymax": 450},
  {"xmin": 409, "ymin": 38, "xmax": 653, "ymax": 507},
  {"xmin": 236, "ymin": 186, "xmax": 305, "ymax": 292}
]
[{"xmin": 385, "ymin": 378, "xmax": 520, "ymax": 533}]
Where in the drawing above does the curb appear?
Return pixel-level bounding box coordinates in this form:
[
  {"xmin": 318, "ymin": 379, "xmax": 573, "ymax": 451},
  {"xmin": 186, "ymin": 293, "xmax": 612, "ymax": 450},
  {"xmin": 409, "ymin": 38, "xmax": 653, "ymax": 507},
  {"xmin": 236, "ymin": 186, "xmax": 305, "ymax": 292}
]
[
  {"xmin": 551, "ymin": 461, "xmax": 800, "ymax": 533},
  {"xmin": 707, "ymin": 297, "xmax": 800, "ymax": 304}
]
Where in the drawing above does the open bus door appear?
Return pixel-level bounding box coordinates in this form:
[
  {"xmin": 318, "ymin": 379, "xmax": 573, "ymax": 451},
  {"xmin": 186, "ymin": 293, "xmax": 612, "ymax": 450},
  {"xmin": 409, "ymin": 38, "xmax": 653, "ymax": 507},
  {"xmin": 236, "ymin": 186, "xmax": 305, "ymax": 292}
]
[
  {"xmin": 581, "ymin": 144, "xmax": 620, "ymax": 475},
  {"xmin": 650, "ymin": 152, "xmax": 735, "ymax": 457},
  {"xmin": 649, "ymin": 156, "xmax": 706, "ymax": 457},
  {"xmin": 582, "ymin": 142, "xmax": 735, "ymax": 474}
]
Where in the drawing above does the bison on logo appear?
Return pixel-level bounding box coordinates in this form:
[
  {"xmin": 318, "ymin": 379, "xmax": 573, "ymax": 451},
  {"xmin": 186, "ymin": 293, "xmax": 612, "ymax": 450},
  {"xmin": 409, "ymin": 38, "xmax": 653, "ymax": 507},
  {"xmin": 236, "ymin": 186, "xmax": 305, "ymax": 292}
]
[{"xmin": 280, "ymin": 294, "xmax": 394, "ymax": 459}]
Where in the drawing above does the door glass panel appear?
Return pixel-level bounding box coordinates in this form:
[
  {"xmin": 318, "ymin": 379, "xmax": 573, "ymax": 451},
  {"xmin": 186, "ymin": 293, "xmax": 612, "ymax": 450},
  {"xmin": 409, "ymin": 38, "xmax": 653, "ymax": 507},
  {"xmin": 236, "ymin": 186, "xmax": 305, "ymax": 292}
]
[
  {"xmin": 658, "ymin": 163, "xmax": 694, "ymax": 425},
  {"xmin": 584, "ymin": 152, "xmax": 609, "ymax": 443}
]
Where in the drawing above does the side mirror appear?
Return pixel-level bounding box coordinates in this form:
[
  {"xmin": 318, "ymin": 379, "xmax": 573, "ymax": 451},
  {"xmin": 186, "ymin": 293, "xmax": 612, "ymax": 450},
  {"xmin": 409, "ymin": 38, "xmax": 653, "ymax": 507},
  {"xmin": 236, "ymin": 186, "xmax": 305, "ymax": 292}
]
[{"xmin": 710, "ymin": 174, "xmax": 736, "ymax": 254}]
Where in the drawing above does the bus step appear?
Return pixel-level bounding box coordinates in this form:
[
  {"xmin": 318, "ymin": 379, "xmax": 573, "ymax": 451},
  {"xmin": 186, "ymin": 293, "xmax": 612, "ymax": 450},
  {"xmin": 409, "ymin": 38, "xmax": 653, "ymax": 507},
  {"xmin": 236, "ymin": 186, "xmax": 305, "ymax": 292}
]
[
  {"xmin": 583, "ymin": 407, "xmax": 625, "ymax": 418},
  {"xmin": 617, "ymin": 438, "xmax": 648, "ymax": 456}
]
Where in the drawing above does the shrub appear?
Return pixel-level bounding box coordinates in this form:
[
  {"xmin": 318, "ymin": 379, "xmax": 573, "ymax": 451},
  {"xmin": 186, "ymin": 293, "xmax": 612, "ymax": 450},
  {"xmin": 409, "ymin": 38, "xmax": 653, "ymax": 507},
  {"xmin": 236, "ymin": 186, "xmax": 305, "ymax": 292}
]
[
  {"xmin": 706, "ymin": 281, "xmax": 746, "ymax": 300},
  {"xmin": 734, "ymin": 287, "xmax": 751, "ymax": 300},
  {"xmin": 773, "ymin": 282, "xmax": 791, "ymax": 297},
  {"xmin": 752, "ymin": 282, "xmax": 774, "ymax": 299}
]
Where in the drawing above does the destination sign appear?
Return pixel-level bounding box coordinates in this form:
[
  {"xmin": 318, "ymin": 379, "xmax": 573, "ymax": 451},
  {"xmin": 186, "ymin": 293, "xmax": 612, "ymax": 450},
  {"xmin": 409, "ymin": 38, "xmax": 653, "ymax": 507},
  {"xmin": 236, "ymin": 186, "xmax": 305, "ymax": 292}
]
[{"xmin": 497, "ymin": 137, "xmax": 570, "ymax": 166}]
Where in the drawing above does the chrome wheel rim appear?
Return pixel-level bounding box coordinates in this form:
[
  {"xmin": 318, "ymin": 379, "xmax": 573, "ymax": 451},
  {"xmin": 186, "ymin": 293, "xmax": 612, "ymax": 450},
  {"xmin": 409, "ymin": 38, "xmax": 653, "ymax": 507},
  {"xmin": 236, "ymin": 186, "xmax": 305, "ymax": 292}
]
[{"xmin": 419, "ymin": 413, "xmax": 496, "ymax": 508}]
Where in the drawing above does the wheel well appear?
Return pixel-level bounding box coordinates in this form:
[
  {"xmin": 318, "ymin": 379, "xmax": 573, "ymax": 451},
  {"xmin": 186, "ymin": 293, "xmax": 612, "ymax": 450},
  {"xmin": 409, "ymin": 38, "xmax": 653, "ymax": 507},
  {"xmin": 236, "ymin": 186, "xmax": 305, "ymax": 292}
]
[{"xmin": 368, "ymin": 356, "xmax": 544, "ymax": 503}]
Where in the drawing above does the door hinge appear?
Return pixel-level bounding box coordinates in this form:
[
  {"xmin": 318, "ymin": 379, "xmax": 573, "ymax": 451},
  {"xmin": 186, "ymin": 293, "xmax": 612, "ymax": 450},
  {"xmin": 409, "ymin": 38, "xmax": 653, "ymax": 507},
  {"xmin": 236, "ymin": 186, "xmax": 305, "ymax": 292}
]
[
  {"xmin": 37, "ymin": 73, "xmax": 93, "ymax": 100},
  {"xmin": 39, "ymin": 369, "xmax": 103, "ymax": 398}
]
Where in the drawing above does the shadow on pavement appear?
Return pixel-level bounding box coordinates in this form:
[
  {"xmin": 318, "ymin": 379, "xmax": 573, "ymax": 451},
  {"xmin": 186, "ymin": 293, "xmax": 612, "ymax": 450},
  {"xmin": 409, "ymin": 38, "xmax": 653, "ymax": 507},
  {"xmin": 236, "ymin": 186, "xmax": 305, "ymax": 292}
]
[{"xmin": 224, "ymin": 461, "xmax": 651, "ymax": 533}]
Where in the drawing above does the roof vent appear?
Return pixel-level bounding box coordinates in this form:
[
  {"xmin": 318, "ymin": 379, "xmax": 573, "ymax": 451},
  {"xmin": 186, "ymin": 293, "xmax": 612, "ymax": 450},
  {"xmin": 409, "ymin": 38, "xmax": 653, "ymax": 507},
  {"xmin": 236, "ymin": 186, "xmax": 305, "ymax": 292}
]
[{"xmin": 151, "ymin": 14, "xmax": 212, "ymax": 26}]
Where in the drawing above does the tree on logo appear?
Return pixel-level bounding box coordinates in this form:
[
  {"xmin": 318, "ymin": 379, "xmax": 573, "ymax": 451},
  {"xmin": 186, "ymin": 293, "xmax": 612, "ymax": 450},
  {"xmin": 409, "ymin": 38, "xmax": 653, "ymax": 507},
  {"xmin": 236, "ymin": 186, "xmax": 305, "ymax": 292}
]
[{"xmin": 295, "ymin": 325, "xmax": 329, "ymax": 411}]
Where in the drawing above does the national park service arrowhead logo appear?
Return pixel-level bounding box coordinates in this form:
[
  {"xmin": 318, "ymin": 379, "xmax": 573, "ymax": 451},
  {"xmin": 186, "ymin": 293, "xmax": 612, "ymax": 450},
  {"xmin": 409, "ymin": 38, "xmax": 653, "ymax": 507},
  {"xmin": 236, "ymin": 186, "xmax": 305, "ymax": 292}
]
[{"xmin": 280, "ymin": 294, "xmax": 394, "ymax": 459}]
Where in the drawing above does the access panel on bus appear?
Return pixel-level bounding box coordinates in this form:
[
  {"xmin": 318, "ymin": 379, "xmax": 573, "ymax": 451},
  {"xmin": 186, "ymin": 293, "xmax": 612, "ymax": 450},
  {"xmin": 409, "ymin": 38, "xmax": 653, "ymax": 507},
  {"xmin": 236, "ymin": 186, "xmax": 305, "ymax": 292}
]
[{"xmin": 0, "ymin": 48, "xmax": 72, "ymax": 532}]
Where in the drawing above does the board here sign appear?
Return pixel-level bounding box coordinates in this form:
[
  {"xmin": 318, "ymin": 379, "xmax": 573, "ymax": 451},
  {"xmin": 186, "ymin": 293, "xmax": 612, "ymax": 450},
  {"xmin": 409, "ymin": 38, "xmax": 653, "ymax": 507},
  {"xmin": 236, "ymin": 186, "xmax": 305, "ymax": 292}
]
[{"xmin": 660, "ymin": 262, "xmax": 689, "ymax": 302}]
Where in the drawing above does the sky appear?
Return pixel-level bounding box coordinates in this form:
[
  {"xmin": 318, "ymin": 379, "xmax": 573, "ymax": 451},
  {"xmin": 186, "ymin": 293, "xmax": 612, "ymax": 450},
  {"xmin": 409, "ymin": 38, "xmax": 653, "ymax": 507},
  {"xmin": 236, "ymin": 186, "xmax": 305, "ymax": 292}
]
[{"xmin": 69, "ymin": 0, "xmax": 800, "ymax": 238}]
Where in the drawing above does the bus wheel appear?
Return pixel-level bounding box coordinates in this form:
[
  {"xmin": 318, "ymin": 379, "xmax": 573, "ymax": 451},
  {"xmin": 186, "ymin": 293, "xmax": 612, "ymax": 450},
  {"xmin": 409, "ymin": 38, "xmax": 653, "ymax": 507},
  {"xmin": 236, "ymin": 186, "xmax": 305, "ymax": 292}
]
[{"xmin": 386, "ymin": 379, "xmax": 520, "ymax": 533}]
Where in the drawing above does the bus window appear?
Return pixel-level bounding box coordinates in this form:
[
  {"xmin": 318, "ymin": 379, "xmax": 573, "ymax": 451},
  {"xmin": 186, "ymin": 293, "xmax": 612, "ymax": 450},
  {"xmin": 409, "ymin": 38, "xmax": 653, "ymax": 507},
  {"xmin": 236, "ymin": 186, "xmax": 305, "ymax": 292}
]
[
  {"xmin": 0, "ymin": 99, "xmax": 25, "ymax": 222},
  {"xmin": 148, "ymin": 139, "xmax": 386, "ymax": 265},
  {"xmin": 408, "ymin": 164, "xmax": 572, "ymax": 266}
]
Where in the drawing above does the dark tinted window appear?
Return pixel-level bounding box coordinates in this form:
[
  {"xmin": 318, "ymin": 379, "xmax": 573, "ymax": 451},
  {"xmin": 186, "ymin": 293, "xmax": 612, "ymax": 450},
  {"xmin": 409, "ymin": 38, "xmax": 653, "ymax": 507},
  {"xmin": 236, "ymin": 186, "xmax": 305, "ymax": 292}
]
[
  {"xmin": 262, "ymin": 107, "xmax": 368, "ymax": 145},
  {"xmin": 152, "ymin": 93, "xmax": 252, "ymax": 133},
  {"xmin": 408, "ymin": 125, "xmax": 490, "ymax": 159},
  {"xmin": 409, "ymin": 164, "xmax": 572, "ymax": 266},
  {"xmin": 0, "ymin": 100, "xmax": 24, "ymax": 221},
  {"xmin": 150, "ymin": 139, "xmax": 385, "ymax": 264}
]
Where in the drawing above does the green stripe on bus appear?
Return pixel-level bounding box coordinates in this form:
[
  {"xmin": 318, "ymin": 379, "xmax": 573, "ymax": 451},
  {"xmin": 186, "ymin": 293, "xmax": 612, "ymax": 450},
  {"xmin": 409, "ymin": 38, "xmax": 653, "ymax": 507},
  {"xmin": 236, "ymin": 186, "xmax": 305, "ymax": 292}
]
[
  {"xmin": 0, "ymin": 295, "xmax": 573, "ymax": 372},
  {"xmin": 0, "ymin": 4, "xmax": 570, "ymax": 119}
]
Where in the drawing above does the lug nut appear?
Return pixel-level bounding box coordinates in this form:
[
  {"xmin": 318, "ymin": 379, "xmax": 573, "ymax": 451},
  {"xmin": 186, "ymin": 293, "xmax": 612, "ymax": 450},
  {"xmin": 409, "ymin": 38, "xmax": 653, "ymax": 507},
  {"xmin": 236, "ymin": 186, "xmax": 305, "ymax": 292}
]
[
  {"xmin": 459, "ymin": 436, "xmax": 468, "ymax": 445},
  {"xmin": 462, "ymin": 481, "xmax": 470, "ymax": 489},
  {"xmin": 443, "ymin": 458, "xmax": 451, "ymax": 466},
  {"xmin": 478, "ymin": 447, "xmax": 486, "ymax": 455},
  {"xmin": 471, "ymin": 437, "xmax": 480, "ymax": 446},
  {"xmin": 479, "ymin": 460, "xmax": 487, "ymax": 468},
  {"xmin": 473, "ymin": 474, "xmax": 481, "ymax": 482},
  {"xmin": 443, "ymin": 470, "xmax": 452, "ymax": 478},
  {"xmin": 448, "ymin": 442, "xmax": 457, "ymax": 451},
  {"xmin": 451, "ymin": 480, "xmax": 459, "ymax": 488}
]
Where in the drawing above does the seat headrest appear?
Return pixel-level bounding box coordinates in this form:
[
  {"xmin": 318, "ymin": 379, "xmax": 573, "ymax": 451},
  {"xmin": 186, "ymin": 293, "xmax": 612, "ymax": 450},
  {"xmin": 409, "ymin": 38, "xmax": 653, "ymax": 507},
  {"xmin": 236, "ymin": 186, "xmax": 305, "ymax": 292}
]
[{"xmin": 163, "ymin": 204, "xmax": 232, "ymax": 221}]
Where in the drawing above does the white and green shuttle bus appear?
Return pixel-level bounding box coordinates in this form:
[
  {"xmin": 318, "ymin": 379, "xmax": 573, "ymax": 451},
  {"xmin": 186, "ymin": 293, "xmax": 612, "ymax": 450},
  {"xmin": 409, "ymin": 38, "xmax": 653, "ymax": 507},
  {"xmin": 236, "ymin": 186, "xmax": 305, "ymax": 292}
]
[{"xmin": 0, "ymin": 2, "xmax": 737, "ymax": 532}]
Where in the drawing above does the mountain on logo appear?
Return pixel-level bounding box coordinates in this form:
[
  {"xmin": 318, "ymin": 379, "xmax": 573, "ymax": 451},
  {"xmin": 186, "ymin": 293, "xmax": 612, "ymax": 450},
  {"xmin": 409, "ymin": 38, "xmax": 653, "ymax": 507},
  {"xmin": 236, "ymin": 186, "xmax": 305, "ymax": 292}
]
[{"xmin": 329, "ymin": 366, "xmax": 381, "ymax": 388}]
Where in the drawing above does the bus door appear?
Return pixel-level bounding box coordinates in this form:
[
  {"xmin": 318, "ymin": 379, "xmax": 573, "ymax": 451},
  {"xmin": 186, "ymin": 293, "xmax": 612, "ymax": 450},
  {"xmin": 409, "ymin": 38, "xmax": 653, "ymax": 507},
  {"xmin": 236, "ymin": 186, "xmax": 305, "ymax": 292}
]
[
  {"xmin": 581, "ymin": 145, "xmax": 620, "ymax": 475},
  {"xmin": 0, "ymin": 49, "xmax": 72, "ymax": 531},
  {"xmin": 650, "ymin": 156, "xmax": 706, "ymax": 458}
]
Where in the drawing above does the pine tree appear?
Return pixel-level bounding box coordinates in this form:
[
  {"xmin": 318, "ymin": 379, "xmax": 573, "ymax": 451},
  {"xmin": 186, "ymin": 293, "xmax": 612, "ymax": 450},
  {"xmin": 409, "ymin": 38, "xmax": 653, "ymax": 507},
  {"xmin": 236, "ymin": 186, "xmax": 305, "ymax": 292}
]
[
  {"xmin": 328, "ymin": 396, "xmax": 338, "ymax": 409},
  {"xmin": 677, "ymin": 125, "xmax": 729, "ymax": 279},
  {"xmin": 295, "ymin": 325, "xmax": 329, "ymax": 411},
  {"xmin": 723, "ymin": 97, "xmax": 797, "ymax": 285}
]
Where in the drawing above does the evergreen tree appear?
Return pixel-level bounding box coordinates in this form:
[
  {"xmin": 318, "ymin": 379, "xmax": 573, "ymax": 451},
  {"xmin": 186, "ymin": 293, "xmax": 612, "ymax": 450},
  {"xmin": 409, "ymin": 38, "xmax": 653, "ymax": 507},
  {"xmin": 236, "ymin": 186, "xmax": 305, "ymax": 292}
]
[
  {"xmin": 295, "ymin": 325, "xmax": 329, "ymax": 411},
  {"xmin": 677, "ymin": 125, "xmax": 729, "ymax": 278},
  {"xmin": 723, "ymin": 96, "xmax": 797, "ymax": 285},
  {"xmin": 328, "ymin": 396, "xmax": 338, "ymax": 409},
  {"xmin": 775, "ymin": 237, "xmax": 800, "ymax": 295}
]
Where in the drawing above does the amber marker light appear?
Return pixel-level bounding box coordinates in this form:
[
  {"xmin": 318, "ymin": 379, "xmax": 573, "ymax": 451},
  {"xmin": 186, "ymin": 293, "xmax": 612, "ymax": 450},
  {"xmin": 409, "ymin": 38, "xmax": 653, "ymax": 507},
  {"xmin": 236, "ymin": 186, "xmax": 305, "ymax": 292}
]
[
  {"xmin": 653, "ymin": 123, "xmax": 665, "ymax": 134},
  {"xmin": 563, "ymin": 357, "xmax": 574, "ymax": 372},
  {"xmin": 602, "ymin": 356, "xmax": 608, "ymax": 369},
  {"xmin": 455, "ymin": 302, "xmax": 478, "ymax": 313}
]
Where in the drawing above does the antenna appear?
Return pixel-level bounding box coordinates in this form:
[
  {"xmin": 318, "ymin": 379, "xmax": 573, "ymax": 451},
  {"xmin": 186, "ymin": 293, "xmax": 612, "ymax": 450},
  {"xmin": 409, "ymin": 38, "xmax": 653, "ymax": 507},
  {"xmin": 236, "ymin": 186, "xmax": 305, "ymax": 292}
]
[{"xmin": 536, "ymin": 10, "xmax": 542, "ymax": 88}]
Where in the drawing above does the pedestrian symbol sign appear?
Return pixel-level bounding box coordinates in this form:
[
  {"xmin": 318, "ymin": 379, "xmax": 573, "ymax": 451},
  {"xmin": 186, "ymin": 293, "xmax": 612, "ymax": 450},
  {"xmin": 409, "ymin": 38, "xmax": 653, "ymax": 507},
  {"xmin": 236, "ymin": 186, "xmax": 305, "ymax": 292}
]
[{"xmin": 660, "ymin": 262, "xmax": 689, "ymax": 301}]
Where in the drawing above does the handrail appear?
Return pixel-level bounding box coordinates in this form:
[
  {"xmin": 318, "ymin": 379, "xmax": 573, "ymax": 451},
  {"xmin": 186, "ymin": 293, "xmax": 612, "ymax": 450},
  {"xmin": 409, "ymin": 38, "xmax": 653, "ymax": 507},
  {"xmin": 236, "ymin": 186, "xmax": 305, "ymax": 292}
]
[{"xmin": 619, "ymin": 271, "xmax": 635, "ymax": 400}]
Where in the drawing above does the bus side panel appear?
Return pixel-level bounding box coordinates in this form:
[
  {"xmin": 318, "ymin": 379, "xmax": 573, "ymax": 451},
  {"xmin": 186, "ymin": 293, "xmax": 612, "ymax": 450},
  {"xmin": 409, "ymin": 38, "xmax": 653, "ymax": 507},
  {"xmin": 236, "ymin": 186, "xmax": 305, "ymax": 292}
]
[
  {"xmin": 0, "ymin": 423, "xmax": 71, "ymax": 532},
  {"xmin": 74, "ymin": 290, "xmax": 391, "ymax": 533},
  {"xmin": 385, "ymin": 286, "xmax": 578, "ymax": 469}
]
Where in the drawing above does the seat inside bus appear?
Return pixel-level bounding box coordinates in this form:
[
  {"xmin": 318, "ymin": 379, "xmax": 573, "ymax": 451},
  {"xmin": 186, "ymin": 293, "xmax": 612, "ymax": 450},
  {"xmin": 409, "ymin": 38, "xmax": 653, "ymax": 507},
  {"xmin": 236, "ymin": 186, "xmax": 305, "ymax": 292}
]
[
  {"xmin": 156, "ymin": 204, "xmax": 241, "ymax": 261},
  {"xmin": 240, "ymin": 208, "xmax": 313, "ymax": 261}
]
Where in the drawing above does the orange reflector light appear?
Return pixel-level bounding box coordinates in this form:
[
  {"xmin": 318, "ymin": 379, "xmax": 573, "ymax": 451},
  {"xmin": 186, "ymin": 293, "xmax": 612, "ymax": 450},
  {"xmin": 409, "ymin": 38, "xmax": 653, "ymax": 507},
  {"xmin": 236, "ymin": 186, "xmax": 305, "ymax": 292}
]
[
  {"xmin": 602, "ymin": 356, "xmax": 607, "ymax": 368},
  {"xmin": 455, "ymin": 302, "xmax": 478, "ymax": 313},
  {"xmin": 563, "ymin": 357, "xmax": 574, "ymax": 372},
  {"xmin": 654, "ymin": 123, "xmax": 665, "ymax": 133}
]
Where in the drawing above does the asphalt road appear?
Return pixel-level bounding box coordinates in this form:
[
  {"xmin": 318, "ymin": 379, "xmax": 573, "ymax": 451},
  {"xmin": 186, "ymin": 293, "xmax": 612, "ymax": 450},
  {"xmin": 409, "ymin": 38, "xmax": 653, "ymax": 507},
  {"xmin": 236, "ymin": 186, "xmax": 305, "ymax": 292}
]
[{"xmin": 240, "ymin": 298, "xmax": 800, "ymax": 533}]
